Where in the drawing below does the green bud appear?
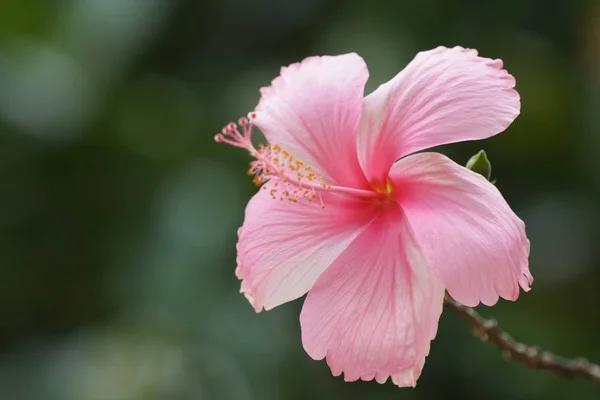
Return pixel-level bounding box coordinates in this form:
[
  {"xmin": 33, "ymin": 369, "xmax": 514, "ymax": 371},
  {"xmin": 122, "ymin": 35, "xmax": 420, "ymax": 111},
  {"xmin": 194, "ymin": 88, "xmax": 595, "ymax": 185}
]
[{"xmin": 465, "ymin": 150, "xmax": 492, "ymax": 181}]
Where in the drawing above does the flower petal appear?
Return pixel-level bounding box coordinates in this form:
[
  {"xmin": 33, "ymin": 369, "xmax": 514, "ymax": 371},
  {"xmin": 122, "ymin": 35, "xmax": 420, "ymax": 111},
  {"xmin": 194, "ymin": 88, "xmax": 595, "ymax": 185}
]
[
  {"xmin": 254, "ymin": 53, "xmax": 370, "ymax": 189},
  {"xmin": 236, "ymin": 189, "xmax": 378, "ymax": 312},
  {"xmin": 389, "ymin": 152, "xmax": 532, "ymax": 307},
  {"xmin": 358, "ymin": 46, "xmax": 520, "ymax": 183},
  {"xmin": 300, "ymin": 205, "xmax": 445, "ymax": 387}
]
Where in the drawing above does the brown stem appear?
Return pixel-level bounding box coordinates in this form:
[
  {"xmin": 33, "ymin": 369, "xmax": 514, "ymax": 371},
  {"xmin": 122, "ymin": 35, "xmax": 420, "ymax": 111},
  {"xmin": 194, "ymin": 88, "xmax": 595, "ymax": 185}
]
[{"xmin": 443, "ymin": 295, "xmax": 600, "ymax": 383}]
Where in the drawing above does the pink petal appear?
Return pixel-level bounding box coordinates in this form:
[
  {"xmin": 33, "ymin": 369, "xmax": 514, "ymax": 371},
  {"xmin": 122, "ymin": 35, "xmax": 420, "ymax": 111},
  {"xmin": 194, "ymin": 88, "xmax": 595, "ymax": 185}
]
[
  {"xmin": 300, "ymin": 205, "xmax": 445, "ymax": 387},
  {"xmin": 236, "ymin": 189, "xmax": 378, "ymax": 312},
  {"xmin": 254, "ymin": 53, "xmax": 370, "ymax": 189},
  {"xmin": 358, "ymin": 46, "xmax": 520, "ymax": 183},
  {"xmin": 389, "ymin": 152, "xmax": 532, "ymax": 307}
]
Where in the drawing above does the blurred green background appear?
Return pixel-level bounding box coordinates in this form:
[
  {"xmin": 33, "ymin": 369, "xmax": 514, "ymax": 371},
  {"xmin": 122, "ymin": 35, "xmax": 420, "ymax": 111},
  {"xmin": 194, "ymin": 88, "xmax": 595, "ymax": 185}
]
[{"xmin": 0, "ymin": 0, "xmax": 599, "ymax": 399}]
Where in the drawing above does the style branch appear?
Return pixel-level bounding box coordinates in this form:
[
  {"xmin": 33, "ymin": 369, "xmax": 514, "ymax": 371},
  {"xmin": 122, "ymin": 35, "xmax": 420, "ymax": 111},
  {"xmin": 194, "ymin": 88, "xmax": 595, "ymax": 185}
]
[{"xmin": 443, "ymin": 295, "xmax": 600, "ymax": 383}]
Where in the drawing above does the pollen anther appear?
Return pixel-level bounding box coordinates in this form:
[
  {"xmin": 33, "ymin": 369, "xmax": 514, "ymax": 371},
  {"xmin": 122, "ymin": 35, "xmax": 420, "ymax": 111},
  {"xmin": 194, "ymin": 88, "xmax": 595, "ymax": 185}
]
[{"xmin": 246, "ymin": 143, "xmax": 327, "ymax": 204}]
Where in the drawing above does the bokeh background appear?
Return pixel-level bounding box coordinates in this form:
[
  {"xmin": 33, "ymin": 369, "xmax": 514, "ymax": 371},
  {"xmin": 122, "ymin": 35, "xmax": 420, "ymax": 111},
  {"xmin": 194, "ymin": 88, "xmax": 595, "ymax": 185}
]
[{"xmin": 0, "ymin": 0, "xmax": 599, "ymax": 399}]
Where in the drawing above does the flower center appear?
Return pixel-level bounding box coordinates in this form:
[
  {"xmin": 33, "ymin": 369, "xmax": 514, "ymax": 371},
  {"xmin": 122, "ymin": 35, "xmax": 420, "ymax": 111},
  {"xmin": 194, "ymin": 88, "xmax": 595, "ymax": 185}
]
[
  {"xmin": 370, "ymin": 178, "xmax": 395, "ymax": 206},
  {"xmin": 371, "ymin": 179, "xmax": 394, "ymax": 196},
  {"xmin": 215, "ymin": 113, "xmax": 387, "ymax": 207}
]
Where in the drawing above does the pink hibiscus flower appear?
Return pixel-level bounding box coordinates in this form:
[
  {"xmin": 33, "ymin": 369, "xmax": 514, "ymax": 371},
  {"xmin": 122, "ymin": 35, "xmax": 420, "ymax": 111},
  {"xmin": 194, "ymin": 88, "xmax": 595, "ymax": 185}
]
[{"xmin": 215, "ymin": 46, "xmax": 533, "ymax": 387}]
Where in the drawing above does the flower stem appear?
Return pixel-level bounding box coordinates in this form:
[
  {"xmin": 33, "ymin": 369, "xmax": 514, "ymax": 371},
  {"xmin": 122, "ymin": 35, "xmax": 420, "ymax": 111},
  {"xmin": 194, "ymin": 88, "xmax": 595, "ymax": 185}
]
[{"xmin": 443, "ymin": 295, "xmax": 600, "ymax": 383}]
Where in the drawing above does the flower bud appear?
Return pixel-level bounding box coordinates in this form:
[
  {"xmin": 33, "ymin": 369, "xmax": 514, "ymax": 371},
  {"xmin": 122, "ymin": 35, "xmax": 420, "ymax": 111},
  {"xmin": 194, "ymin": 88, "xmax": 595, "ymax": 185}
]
[{"xmin": 466, "ymin": 150, "xmax": 492, "ymax": 181}]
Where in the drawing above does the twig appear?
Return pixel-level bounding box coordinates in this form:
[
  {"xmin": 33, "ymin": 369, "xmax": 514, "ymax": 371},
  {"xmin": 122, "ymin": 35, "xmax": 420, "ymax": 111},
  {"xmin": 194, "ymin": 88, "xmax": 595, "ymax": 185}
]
[{"xmin": 443, "ymin": 295, "xmax": 600, "ymax": 383}]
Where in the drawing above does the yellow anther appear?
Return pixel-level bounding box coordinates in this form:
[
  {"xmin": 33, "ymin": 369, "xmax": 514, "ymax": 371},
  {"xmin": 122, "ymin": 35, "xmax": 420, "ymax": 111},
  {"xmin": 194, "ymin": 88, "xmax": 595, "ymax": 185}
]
[{"xmin": 243, "ymin": 143, "xmax": 327, "ymax": 205}]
